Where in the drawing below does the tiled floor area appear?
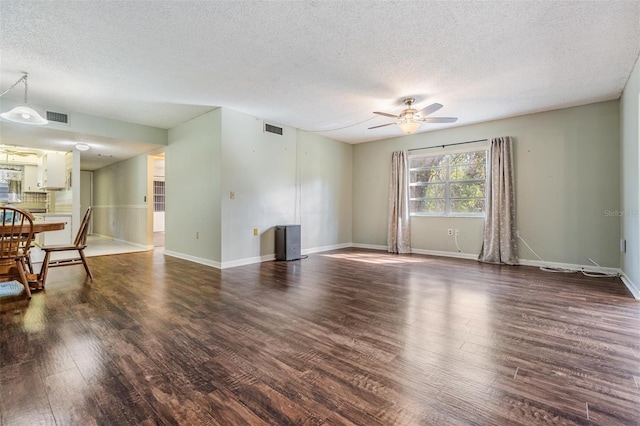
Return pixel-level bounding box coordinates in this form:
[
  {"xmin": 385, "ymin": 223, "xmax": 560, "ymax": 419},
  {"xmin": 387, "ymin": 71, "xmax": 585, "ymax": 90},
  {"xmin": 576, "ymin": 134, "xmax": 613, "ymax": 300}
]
[
  {"xmin": 28, "ymin": 234, "xmax": 160, "ymax": 269},
  {"xmin": 84, "ymin": 234, "xmax": 155, "ymax": 257}
]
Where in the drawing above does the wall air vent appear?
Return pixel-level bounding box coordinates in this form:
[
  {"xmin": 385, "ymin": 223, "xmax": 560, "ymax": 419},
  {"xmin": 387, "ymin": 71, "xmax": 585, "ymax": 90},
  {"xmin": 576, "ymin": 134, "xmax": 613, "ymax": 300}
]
[
  {"xmin": 264, "ymin": 123, "xmax": 283, "ymax": 135},
  {"xmin": 46, "ymin": 111, "xmax": 69, "ymax": 124}
]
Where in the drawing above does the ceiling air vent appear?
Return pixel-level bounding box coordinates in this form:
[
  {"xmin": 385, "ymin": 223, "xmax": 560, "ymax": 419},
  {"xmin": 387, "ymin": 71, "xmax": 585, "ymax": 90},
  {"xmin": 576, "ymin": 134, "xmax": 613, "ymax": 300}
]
[
  {"xmin": 46, "ymin": 111, "xmax": 69, "ymax": 124},
  {"xmin": 264, "ymin": 123, "xmax": 283, "ymax": 135}
]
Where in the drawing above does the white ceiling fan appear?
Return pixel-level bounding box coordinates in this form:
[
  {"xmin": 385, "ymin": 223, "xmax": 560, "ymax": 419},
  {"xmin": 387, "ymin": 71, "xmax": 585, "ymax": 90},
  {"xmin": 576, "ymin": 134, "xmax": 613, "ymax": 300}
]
[
  {"xmin": 369, "ymin": 98, "xmax": 458, "ymax": 135},
  {"xmin": 0, "ymin": 145, "xmax": 43, "ymax": 158}
]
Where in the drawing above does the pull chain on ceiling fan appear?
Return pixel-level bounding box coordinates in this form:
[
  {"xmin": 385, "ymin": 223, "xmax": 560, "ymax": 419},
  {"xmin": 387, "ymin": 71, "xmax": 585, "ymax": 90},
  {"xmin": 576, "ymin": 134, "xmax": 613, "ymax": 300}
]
[{"xmin": 369, "ymin": 98, "xmax": 457, "ymax": 135}]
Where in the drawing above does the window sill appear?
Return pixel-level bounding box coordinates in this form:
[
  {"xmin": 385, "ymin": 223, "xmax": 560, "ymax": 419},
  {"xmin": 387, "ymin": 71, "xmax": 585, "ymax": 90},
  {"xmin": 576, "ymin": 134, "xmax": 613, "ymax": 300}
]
[{"xmin": 410, "ymin": 214, "xmax": 486, "ymax": 219}]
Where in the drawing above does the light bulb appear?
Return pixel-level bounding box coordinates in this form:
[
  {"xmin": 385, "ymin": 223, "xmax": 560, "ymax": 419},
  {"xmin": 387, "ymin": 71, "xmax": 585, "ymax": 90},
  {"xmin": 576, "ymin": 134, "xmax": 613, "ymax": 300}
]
[{"xmin": 398, "ymin": 120, "xmax": 421, "ymax": 135}]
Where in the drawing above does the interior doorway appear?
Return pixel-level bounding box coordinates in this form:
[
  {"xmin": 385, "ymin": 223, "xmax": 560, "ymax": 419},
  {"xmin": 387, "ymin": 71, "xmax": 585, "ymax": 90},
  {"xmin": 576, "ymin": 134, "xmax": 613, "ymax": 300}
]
[
  {"xmin": 151, "ymin": 153, "xmax": 165, "ymax": 247},
  {"xmin": 80, "ymin": 171, "xmax": 93, "ymax": 234}
]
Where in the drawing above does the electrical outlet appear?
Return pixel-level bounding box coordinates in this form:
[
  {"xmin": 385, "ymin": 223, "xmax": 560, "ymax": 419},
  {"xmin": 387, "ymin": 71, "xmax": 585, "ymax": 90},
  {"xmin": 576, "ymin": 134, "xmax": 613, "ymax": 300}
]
[
  {"xmin": 455, "ymin": 229, "xmax": 460, "ymax": 236},
  {"xmin": 447, "ymin": 228, "xmax": 453, "ymax": 236},
  {"xmin": 230, "ymin": 191, "xmax": 235, "ymax": 199}
]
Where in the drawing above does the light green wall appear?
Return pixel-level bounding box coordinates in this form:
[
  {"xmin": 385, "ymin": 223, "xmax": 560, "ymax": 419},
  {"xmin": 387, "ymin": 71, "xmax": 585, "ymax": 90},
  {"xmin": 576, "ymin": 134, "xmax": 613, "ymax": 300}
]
[
  {"xmin": 93, "ymin": 155, "xmax": 148, "ymax": 206},
  {"xmin": 165, "ymin": 107, "xmax": 352, "ymax": 266},
  {"xmin": 620, "ymin": 54, "xmax": 640, "ymax": 293},
  {"xmin": 220, "ymin": 109, "xmax": 297, "ymax": 262},
  {"xmin": 93, "ymin": 153, "xmax": 151, "ymax": 245},
  {"xmin": 219, "ymin": 108, "xmax": 353, "ymax": 264},
  {"xmin": 353, "ymin": 101, "xmax": 621, "ymax": 267},
  {"xmin": 166, "ymin": 109, "xmax": 222, "ymax": 263},
  {"xmin": 300, "ymin": 132, "xmax": 352, "ymax": 249}
]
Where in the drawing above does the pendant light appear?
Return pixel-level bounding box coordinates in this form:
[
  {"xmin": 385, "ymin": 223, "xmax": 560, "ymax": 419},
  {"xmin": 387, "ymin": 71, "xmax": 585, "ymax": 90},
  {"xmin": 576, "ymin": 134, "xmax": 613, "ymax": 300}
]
[{"xmin": 0, "ymin": 73, "xmax": 49, "ymax": 125}]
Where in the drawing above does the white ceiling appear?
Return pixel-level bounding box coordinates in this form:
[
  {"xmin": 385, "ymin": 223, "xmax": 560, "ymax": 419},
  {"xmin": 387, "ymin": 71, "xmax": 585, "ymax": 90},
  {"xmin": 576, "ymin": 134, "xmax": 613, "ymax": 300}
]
[{"xmin": 1, "ymin": 1, "xmax": 639, "ymax": 167}]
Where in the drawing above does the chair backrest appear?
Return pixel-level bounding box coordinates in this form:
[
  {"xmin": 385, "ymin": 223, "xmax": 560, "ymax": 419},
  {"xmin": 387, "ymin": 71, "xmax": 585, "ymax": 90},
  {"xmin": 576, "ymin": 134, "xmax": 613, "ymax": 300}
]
[
  {"xmin": 0, "ymin": 206, "xmax": 33, "ymax": 266},
  {"xmin": 74, "ymin": 207, "xmax": 92, "ymax": 247}
]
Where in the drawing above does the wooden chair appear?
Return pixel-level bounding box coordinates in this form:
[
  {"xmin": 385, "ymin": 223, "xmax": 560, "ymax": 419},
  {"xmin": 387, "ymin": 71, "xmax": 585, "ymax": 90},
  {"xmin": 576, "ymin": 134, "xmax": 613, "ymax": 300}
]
[
  {"xmin": 0, "ymin": 207, "xmax": 35, "ymax": 299},
  {"xmin": 39, "ymin": 207, "xmax": 93, "ymax": 288}
]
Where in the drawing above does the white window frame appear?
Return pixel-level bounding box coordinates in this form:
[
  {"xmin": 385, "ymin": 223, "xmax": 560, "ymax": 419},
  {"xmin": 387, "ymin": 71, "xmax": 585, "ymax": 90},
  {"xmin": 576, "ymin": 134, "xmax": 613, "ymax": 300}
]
[
  {"xmin": 409, "ymin": 145, "xmax": 488, "ymax": 218},
  {"xmin": 153, "ymin": 179, "xmax": 165, "ymax": 212}
]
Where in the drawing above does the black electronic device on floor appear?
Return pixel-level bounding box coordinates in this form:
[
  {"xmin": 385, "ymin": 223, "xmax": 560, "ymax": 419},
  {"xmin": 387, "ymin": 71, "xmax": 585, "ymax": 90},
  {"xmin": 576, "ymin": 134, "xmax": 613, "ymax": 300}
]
[{"xmin": 275, "ymin": 225, "xmax": 301, "ymax": 261}]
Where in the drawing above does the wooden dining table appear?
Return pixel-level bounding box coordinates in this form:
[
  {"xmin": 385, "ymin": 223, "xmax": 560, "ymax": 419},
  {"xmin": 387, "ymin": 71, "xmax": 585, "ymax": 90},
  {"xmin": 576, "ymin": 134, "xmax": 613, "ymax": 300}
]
[
  {"xmin": 0, "ymin": 220, "xmax": 68, "ymax": 289},
  {"xmin": 31, "ymin": 221, "xmax": 66, "ymax": 234},
  {"xmin": 0, "ymin": 220, "xmax": 66, "ymax": 235}
]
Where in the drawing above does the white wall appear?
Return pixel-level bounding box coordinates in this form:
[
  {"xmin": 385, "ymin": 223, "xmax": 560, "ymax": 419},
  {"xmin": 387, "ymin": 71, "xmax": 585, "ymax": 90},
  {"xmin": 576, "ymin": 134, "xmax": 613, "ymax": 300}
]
[
  {"xmin": 353, "ymin": 101, "xmax": 621, "ymax": 267},
  {"xmin": 163, "ymin": 107, "xmax": 352, "ymax": 268},
  {"xmin": 220, "ymin": 109, "xmax": 297, "ymax": 263},
  {"xmin": 92, "ymin": 153, "xmax": 151, "ymax": 247},
  {"xmin": 153, "ymin": 212, "xmax": 165, "ymax": 233},
  {"xmin": 620, "ymin": 54, "xmax": 640, "ymax": 296},
  {"xmin": 80, "ymin": 171, "xmax": 93, "ymax": 234},
  {"xmin": 218, "ymin": 108, "xmax": 353, "ymax": 266},
  {"xmin": 166, "ymin": 109, "xmax": 222, "ymax": 265},
  {"xmin": 300, "ymin": 132, "xmax": 352, "ymax": 251}
]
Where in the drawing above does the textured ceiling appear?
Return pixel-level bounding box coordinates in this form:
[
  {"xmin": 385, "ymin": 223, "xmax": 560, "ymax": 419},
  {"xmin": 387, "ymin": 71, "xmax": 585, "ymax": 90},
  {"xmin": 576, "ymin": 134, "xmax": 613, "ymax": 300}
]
[{"xmin": 1, "ymin": 0, "xmax": 639, "ymax": 151}]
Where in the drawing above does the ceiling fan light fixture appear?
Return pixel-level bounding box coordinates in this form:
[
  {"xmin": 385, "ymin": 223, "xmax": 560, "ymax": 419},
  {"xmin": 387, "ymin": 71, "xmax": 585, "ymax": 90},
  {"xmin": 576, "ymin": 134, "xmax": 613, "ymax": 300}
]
[
  {"xmin": 398, "ymin": 120, "xmax": 420, "ymax": 135},
  {"xmin": 0, "ymin": 73, "xmax": 49, "ymax": 126},
  {"xmin": 370, "ymin": 97, "xmax": 456, "ymax": 134}
]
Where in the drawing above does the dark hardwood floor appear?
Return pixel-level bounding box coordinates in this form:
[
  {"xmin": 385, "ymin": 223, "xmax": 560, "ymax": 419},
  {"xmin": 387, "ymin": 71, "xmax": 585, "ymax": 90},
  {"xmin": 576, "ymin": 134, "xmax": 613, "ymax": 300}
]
[{"xmin": 1, "ymin": 248, "xmax": 639, "ymax": 425}]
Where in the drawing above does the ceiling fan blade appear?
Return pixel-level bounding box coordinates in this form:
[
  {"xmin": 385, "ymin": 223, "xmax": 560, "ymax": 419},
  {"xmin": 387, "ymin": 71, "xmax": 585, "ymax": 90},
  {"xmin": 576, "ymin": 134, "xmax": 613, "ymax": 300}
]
[
  {"xmin": 418, "ymin": 103, "xmax": 443, "ymax": 116},
  {"xmin": 373, "ymin": 111, "xmax": 400, "ymax": 119},
  {"xmin": 368, "ymin": 122, "xmax": 396, "ymax": 129},
  {"xmin": 420, "ymin": 117, "xmax": 458, "ymax": 123}
]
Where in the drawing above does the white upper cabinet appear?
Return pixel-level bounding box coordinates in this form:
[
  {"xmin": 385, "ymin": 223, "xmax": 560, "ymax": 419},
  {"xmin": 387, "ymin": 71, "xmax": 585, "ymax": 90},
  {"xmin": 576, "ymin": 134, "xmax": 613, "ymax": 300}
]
[
  {"xmin": 23, "ymin": 164, "xmax": 45, "ymax": 192},
  {"xmin": 42, "ymin": 153, "xmax": 67, "ymax": 189}
]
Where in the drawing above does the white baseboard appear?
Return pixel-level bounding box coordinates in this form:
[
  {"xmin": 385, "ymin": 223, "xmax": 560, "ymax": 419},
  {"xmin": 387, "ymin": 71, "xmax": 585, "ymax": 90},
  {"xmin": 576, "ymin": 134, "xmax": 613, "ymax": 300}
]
[
  {"xmin": 221, "ymin": 254, "xmax": 275, "ymax": 269},
  {"xmin": 165, "ymin": 243, "xmax": 351, "ymax": 270},
  {"xmin": 351, "ymin": 243, "xmax": 387, "ymax": 251},
  {"xmin": 411, "ymin": 248, "xmax": 478, "ymax": 260},
  {"xmin": 618, "ymin": 271, "xmax": 640, "ymax": 299},
  {"xmin": 351, "ymin": 244, "xmax": 478, "ymax": 261},
  {"xmin": 222, "ymin": 243, "xmax": 352, "ymax": 268},
  {"xmin": 164, "ymin": 250, "xmax": 278, "ymax": 270},
  {"xmin": 518, "ymin": 258, "xmax": 619, "ymax": 275},
  {"xmin": 303, "ymin": 243, "xmax": 352, "ymax": 255},
  {"xmin": 164, "ymin": 250, "xmax": 222, "ymax": 269}
]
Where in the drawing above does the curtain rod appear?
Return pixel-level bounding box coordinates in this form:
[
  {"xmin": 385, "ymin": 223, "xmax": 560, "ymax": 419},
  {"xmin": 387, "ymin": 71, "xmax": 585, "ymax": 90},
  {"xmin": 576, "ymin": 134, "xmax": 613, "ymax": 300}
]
[{"xmin": 407, "ymin": 138, "xmax": 488, "ymax": 152}]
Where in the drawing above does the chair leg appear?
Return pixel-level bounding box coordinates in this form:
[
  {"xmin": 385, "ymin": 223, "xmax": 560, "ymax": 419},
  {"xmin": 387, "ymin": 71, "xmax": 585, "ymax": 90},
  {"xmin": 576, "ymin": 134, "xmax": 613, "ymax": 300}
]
[
  {"xmin": 78, "ymin": 249, "xmax": 93, "ymax": 281},
  {"xmin": 17, "ymin": 259, "xmax": 31, "ymax": 299},
  {"xmin": 25, "ymin": 254, "xmax": 34, "ymax": 274},
  {"xmin": 40, "ymin": 251, "xmax": 52, "ymax": 289}
]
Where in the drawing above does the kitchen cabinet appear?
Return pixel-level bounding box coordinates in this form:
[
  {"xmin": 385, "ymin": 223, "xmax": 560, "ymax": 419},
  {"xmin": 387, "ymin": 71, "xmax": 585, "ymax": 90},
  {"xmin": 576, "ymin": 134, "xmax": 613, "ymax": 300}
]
[
  {"xmin": 23, "ymin": 165, "xmax": 45, "ymax": 192},
  {"xmin": 42, "ymin": 153, "xmax": 67, "ymax": 189}
]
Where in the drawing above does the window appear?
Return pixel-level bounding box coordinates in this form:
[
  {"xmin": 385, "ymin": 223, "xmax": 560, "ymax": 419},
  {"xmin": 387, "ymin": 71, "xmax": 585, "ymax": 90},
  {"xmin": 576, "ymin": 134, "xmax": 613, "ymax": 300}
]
[
  {"xmin": 409, "ymin": 150, "xmax": 487, "ymax": 216},
  {"xmin": 0, "ymin": 167, "xmax": 23, "ymax": 203},
  {"xmin": 153, "ymin": 180, "xmax": 165, "ymax": 212}
]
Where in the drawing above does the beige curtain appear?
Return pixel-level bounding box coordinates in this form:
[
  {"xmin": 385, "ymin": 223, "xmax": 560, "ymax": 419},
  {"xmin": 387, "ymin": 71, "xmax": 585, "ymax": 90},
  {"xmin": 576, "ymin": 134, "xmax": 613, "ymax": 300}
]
[
  {"xmin": 388, "ymin": 150, "xmax": 411, "ymax": 254},
  {"xmin": 478, "ymin": 137, "xmax": 518, "ymax": 264}
]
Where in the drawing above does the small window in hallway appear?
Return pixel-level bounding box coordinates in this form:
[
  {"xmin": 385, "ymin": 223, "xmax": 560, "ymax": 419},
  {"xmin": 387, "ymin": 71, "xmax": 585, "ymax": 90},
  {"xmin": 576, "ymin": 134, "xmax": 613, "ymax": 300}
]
[{"xmin": 153, "ymin": 180, "xmax": 165, "ymax": 212}]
